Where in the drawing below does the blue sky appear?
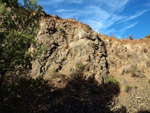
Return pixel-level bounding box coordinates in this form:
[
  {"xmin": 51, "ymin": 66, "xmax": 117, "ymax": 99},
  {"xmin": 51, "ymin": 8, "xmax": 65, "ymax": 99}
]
[{"xmin": 19, "ymin": 0, "xmax": 150, "ymax": 39}]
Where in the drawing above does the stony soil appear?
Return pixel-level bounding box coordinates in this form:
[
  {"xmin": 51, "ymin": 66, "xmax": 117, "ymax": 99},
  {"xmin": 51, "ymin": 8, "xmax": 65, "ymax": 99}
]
[{"xmin": 101, "ymin": 35, "xmax": 150, "ymax": 113}]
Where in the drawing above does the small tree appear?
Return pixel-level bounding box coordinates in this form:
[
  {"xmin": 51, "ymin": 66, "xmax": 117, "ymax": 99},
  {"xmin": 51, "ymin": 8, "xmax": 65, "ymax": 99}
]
[
  {"xmin": 129, "ymin": 35, "xmax": 134, "ymax": 40},
  {"xmin": 0, "ymin": 0, "xmax": 42, "ymax": 86},
  {"xmin": 145, "ymin": 34, "xmax": 150, "ymax": 38}
]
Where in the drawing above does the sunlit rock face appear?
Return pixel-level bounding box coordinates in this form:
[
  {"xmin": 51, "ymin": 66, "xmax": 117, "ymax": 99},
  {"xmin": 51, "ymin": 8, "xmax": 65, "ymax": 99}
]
[{"xmin": 31, "ymin": 14, "xmax": 108, "ymax": 83}]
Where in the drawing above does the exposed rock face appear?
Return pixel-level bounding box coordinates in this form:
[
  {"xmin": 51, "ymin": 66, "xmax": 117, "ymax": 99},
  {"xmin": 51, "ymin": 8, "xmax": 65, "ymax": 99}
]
[
  {"xmin": 31, "ymin": 15, "xmax": 108, "ymax": 83},
  {"xmin": 30, "ymin": 12, "xmax": 150, "ymax": 112}
]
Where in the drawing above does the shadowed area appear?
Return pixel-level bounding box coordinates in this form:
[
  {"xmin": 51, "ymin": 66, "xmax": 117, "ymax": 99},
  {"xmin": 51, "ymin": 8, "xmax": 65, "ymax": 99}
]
[
  {"xmin": 46, "ymin": 71, "xmax": 120, "ymax": 113},
  {"xmin": 0, "ymin": 70, "xmax": 121, "ymax": 113},
  {"xmin": 137, "ymin": 111, "xmax": 150, "ymax": 113}
]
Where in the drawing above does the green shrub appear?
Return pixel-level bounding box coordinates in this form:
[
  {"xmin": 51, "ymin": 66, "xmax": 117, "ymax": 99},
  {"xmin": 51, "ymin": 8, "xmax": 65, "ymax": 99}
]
[
  {"xmin": 125, "ymin": 85, "xmax": 132, "ymax": 92},
  {"xmin": 76, "ymin": 62, "xmax": 84, "ymax": 69},
  {"xmin": 105, "ymin": 77, "xmax": 119, "ymax": 86},
  {"xmin": 104, "ymin": 77, "xmax": 120, "ymax": 95}
]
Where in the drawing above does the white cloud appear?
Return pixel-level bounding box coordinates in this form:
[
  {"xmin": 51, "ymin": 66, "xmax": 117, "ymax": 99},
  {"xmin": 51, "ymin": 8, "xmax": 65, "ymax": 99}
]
[
  {"xmin": 113, "ymin": 22, "xmax": 138, "ymax": 39},
  {"xmin": 127, "ymin": 10, "xmax": 149, "ymax": 20},
  {"xmin": 86, "ymin": 6, "xmax": 110, "ymax": 20},
  {"xmin": 84, "ymin": 20, "xmax": 103, "ymax": 31},
  {"xmin": 120, "ymin": 22, "xmax": 138, "ymax": 32},
  {"xmin": 115, "ymin": 34, "xmax": 123, "ymax": 39},
  {"xmin": 55, "ymin": 3, "xmax": 138, "ymax": 35},
  {"xmin": 79, "ymin": 5, "xmax": 125, "ymax": 33},
  {"xmin": 95, "ymin": 0, "xmax": 129, "ymax": 12},
  {"xmin": 70, "ymin": 0, "xmax": 83, "ymax": 4},
  {"xmin": 60, "ymin": 13, "xmax": 80, "ymax": 18},
  {"xmin": 37, "ymin": 0, "xmax": 149, "ymax": 38},
  {"xmin": 38, "ymin": 0, "xmax": 83, "ymax": 6},
  {"xmin": 56, "ymin": 9, "xmax": 71, "ymax": 13},
  {"xmin": 38, "ymin": 0, "xmax": 64, "ymax": 5}
]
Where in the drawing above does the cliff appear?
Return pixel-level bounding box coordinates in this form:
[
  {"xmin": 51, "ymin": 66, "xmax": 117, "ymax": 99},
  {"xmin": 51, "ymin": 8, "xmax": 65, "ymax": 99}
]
[
  {"xmin": 30, "ymin": 12, "xmax": 108, "ymax": 83},
  {"xmin": 29, "ymin": 11, "xmax": 150, "ymax": 112}
]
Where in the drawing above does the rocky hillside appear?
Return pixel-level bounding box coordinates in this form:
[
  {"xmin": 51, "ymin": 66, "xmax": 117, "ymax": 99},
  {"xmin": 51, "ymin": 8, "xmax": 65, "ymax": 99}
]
[
  {"xmin": 101, "ymin": 36, "xmax": 150, "ymax": 112},
  {"xmin": 30, "ymin": 12, "xmax": 108, "ymax": 83},
  {"xmin": 29, "ymin": 11, "xmax": 150, "ymax": 113}
]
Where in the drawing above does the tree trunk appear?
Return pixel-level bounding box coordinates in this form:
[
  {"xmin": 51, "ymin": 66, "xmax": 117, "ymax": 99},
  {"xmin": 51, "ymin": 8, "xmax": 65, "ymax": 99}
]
[{"xmin": 0, "ymin": 71, "xmax": 6, "ymax": 88}]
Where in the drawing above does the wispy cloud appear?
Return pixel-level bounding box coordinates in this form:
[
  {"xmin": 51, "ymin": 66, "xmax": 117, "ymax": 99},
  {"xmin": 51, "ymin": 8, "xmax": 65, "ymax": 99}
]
[
  {"xmin": 98, "ymin": 0, "xmax": 129, "ymax": 8},
  {"xmin": 120, "ymin": 22, "xmax": 138, "ymax": 32},
  {"xmin": 95, "ymin": 0, "xmax": 129, "ymax": 13},
  {"xmin": 69, "ymin": 0, "xmax": 83, "ymax": 4},
  {"xmin": 56, "ymin": 9, "xmax": 75, "ymax": 13},
  {"xmin": 36, "ymin": 0, "xmax": 150, "ymax": 38},
  {"xmin": 52, "ymin": 0, "xmax": 129, "ymax": 36},
  {"xmin": 126, "ymin": 10, "xmax": 149, "ymax": 21},
  {"xmin": 55, "ymin": 4, "xmax": 148, "ymax": 36},
  {"xmin": 38, "ymin": 0, "xmax": 83, "ymax": 6},
  {"xmin": 38, "ymin": 0, "xmax": 64, "ymax": 5},
  {"xmin": 59, "ymin": 13, "xmax": 80, "ymax": 19}
]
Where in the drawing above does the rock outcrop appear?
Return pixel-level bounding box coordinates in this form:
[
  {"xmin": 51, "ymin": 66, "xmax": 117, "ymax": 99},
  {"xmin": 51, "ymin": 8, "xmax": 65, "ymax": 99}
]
[
  {"xmin": 30, "ymin": 13, "xmax": 108, "ymax": 83},
  {"xmin": 29, "ymin": 11, "xmax": 150, "ymax": 112}
]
